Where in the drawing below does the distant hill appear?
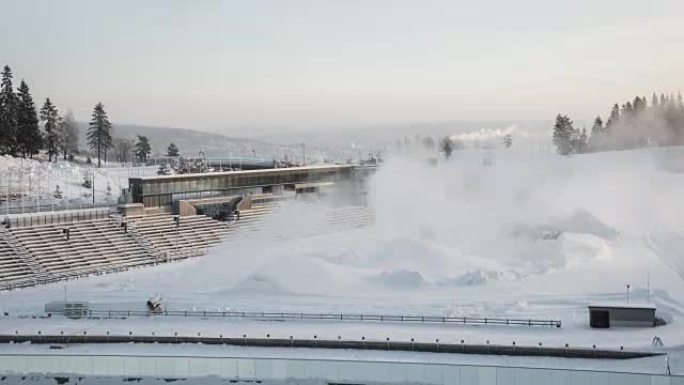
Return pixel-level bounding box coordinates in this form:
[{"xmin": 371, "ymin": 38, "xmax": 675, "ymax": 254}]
[
  {"xmin": 252, "ymin": 120, "xmax": 552, "ymax": 149},
  {"xmin": 77, "ymin": 123, "xmax": 296, "ymax": 159},
  {"xmin": 75, "ymin": 119, "xmax": 553, "ymax": 163}
]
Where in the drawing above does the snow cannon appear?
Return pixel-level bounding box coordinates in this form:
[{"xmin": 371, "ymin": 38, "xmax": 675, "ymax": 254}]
[{"xmin": 146, "ymin": 295, "xmax": 164, "ymax": 313}]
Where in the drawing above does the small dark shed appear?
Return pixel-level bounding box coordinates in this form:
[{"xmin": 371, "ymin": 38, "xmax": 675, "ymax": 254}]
[{"xmin": 588, "ymin": 303, "xmax": 656, "ymax": 328}]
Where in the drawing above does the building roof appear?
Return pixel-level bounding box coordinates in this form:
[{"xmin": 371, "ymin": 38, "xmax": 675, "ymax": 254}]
[
  {"xmin": 130, "ymin": 164, "xmax": 352, "ymax": 182},
  {"xmin": 588, "ymin": 303, "xmax": 656, "ymax": 310}
]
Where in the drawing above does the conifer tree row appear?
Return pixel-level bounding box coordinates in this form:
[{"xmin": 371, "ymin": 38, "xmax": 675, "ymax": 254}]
[
  {"xmin": 0, "ymin": 64, "xmax": 79, "ymax": 159},
  {"xmin": 0, "ymin": 64, "xmax": 141, "ymax": 167},
  {"xmin": 554, "ymin": 92, "xmax": 684, "ymax": 154}
]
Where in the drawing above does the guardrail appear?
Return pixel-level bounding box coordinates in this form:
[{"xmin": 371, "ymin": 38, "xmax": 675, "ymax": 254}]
[
  {"xmin": 2, "ymin": 207, "xmax": 114, "ymax": 228},
  {"xmin": 86, "ymin": 309, "xmax": 562, "ymax": 328},
  {"xmin": 0, "ymin": 259, "xmax": 180, "ymax": 292}
]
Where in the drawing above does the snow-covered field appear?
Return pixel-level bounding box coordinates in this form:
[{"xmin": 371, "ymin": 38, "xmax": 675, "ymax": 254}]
[
  {"xmin": 0, "ymin": 156, "xmax": 157, "ymax": 212},
  {"xmin": 2, "ymin": 146, "xmax": 684, "ymax": 372}
]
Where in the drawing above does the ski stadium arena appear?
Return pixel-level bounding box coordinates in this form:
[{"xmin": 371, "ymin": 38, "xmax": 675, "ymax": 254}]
[{"xmin": 2, "ymin": 149, "xmax": 684, "ymax": 384}]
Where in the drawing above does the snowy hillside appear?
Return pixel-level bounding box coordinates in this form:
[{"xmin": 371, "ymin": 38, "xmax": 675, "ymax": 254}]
[{"xmin": 0, "ymin": 155, "xmax": 157, "ymax": 212}]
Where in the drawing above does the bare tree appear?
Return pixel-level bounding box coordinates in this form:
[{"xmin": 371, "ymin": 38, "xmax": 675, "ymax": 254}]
[
  {"xmin": 113, "ymin": 137, "xmax": 135, "ymax": 165},
  {"xmin": 56, "ymin": 110, "xmax": 79, "ymax": 160}
]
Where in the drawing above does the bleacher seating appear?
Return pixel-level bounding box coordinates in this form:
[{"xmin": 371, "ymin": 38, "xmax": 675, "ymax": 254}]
[
  {"xmin": 0, "ymin": 235, "xmax": 35, "ymax": 287},
  {"xmin": 0, "ymin": 194, "xmax": 375, "ymax": 290},
  {"xmin": 227, "ymin": 197, "xmax": 375, "ymax": 241},
  {"xmin": 4, "ymin": 218, "xmax": 154, "ymax": 287},
  {"xmin": 126, "ymin": 214, "xmax": 231, "ymax": 258}
]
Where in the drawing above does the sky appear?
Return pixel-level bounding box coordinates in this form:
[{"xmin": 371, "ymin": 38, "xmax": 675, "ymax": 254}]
[{"xmin": 1, "ymin": 0, "xmax": 684, "ymax": 134}]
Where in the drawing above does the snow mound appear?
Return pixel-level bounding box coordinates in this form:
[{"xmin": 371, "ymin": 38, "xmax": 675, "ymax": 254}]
[
  {"xmin": 437, "ymin": 270, "xmax": 504, "ymax": 287},
  {"xmin": 367, "ymin": 270, "xmax": 424, "ymax": 289},
  {"xmin": 229, "ymin": 274, "xmax": 291, "ymax": 294}
]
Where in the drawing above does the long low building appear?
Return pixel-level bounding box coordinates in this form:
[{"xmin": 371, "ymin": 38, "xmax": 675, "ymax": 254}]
[{"xmin": 128, "ymin": 165, "xmax": 372, "ymax": 209}]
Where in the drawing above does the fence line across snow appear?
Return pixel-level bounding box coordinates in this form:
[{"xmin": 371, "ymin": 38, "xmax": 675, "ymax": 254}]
[{"xmin": 85, "ymin": 309, "xmax": 562, "ymax": 328}]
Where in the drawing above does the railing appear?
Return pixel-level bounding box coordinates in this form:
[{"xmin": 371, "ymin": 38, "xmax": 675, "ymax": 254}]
[
  {"xmin": 86, "ymin": 309, "xmax": 562, "ymax": 328},
  {"xmin": 3, "ymin": 208, "xmax": 113, "ymax": 228},
  {"xmin": 0, "ymin": 201, "xmax": 116, "ymax": 217},
  {"xmin": 0, "ymin": 260, "xmax": 165, "ymax": 292}
]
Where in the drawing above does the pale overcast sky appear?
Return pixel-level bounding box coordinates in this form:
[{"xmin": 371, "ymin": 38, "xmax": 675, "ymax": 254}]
[{"xmin": 2, "ymin": 0, "xmax": 683, "ymax": 132}]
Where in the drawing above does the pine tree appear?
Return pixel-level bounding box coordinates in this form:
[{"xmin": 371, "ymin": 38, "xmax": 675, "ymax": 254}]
[
  {"xmin": 652, "ymin": 93, "xmax": 659, "ymax": 108},
  {"xmin": 103, "ymin": 129, "xmax": 113, "ymax": 164},
  {"xmin": 605, "ymin": 104, "xmax": 620, "ymax": 134},
  {"xmin": 16, "ymin": 80, "xmax": 42, "ymax": 158},
  {"xmin": 577, "ymin": 127, "xmax": 588, "ymax": 153},
  {"xmin": 87, "ymin": 102, "xmax": 112, "ymax": 167},
  {"xmin": 588, "ymin": 116, "xmax": 605, "ymax": 151},
  {"xmin": 590, "ymin": 116, "xmax": 604, "ymax": 137},
  {"xmin": 0, "ymin": 65, "xmax": 18, "ymax": 155},
  {"xmin": 135, "ymin": 135, "xmax": 151, "ymax": 163},
  {"xmin": 633, "ymin": 96, "xmax": 646, "ymax": 112},
  {"xmin": 39, "ymin": 98, "xmax": 59, "ymax": 162},
  {"xmin": 167, "ymin": 142, "xmax": 179, "ymax": 157},
  {"xmin": 552, "ymin": 114, "xmax": 574, "ymax": 155},
  {"xmin": 440, "ymin": 136, "xmax": 453, "ymax": 159}
]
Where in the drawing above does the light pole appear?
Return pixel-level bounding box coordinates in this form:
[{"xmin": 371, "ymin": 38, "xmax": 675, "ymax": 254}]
[
  {"xmin": 5, "ymin": 171, "xmax": 9, "ymax": 216},
  {"xmin": 122, "ymin": 220, "xmax": 128, "ymax": 262},
  {"xmin": 92, "ymin": 168, "xmax": 95, "ymax": 207},
  {"xmin": 301, "ymin": 142, "xmax": 306, "ymax": 166},
  {"xmin": 174, "ymin": 215, "xmax": 180, "ymax": 259},
  {"xmin": 626, "ymin": 284, "xmax": 631, "ymax": 303},
  {"xmin": 49, "ymin": 171, "xmax": 53, "ymax": 212},
  {"xmin": 20, "ymin": 169, "xmax": 24, "ymax": 213}
]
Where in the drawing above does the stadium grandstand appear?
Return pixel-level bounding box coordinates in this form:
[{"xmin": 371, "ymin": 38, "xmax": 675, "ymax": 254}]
[{"xmin": 0, "ymin": 165, "xmax": 375, "ymax": 290}]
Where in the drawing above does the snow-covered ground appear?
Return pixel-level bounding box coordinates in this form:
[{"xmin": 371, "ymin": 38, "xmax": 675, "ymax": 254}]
[
  {"xmin": 2, "ymin": 146, "xmax": 684, "ymax": 373},
  {"xmin": 0, "ymin": 156, "xmax": 158, "ymax": 213}
]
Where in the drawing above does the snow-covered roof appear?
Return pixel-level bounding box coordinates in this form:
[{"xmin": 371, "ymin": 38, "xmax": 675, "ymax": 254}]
[
  {"xmin": 588, "ymin": 303, "xmax": 656, "ymax": 310},
  {"xmin": 132, "ymin": 164, "xmax": 352, "ymax": 181}
]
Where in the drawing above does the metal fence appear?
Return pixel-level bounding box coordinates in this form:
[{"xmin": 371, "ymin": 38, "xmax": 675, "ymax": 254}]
[
  {"xmin": 0, "ymin": 200, "xmax": 117, "ymax": 216},
  {"xmin": 86, "ymin": 309, "xmax": 562, "ymax": 328},
  {"xmin": 2, "ymin": 207, "xmax": 114, "ymax": 228}
]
